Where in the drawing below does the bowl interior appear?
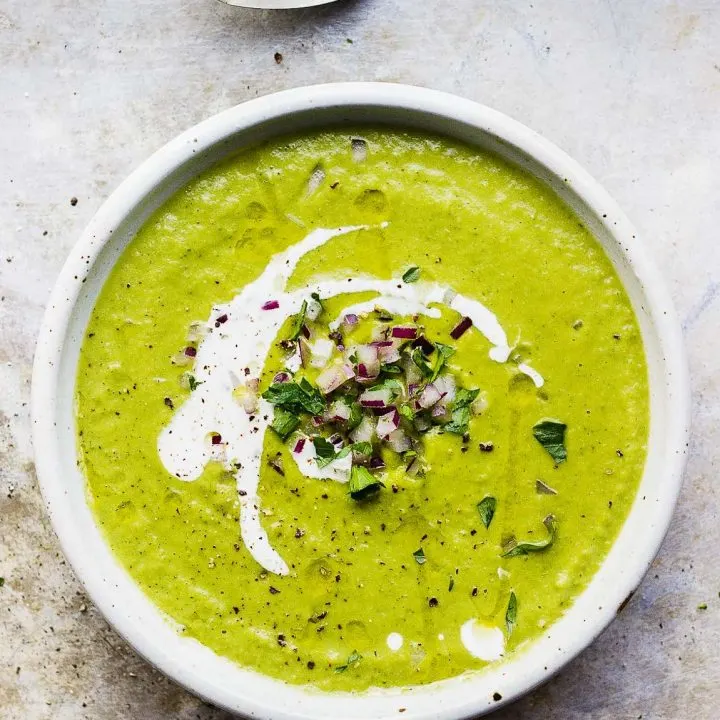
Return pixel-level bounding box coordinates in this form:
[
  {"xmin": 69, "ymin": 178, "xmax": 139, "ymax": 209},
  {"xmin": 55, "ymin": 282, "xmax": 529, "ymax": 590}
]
[{"xmin": 32, "ymin": 84, "xmax": 689, "ymax": 720}]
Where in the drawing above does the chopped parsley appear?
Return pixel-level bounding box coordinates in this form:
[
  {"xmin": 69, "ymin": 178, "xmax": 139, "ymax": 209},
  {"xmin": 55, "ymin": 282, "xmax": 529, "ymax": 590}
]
[
  {"xmin": 445, "ymin": 388, "xmax": 480, "ymax": 435},
  {"xmin": 477, "ymin": 496, "xmax": 496, "ymax": 529},
  {"xmin": 289, "ymin": 300, "xmax": 308, "ymax": 341},
  {"xmin": 335, "ymin": 649, "xmax": 362, "ymax": 673},
  {"xmin": 270, "ymin": 408, "xmax": 300, "ymax": 439},
  {"xmin": 502, "ymin": 514, "xmax": 558, "ymax": 557},
  {"xmin": 262, "ymin": 378, "xmax": 325, "ymax": 415},
  {"xmin": 348, "ymin": 466, "xmax": 384, "ymax": 500},
  {"xmin": 536, "ymin": 479, "xmax": 558, "ymax": 495},
  {"xmin": 431, "ymin": 342, "xmax": 455, "ymax": 381},
  {"xmin": 413, "ymin": 548, "xmax": 426, "ymax": 565},
  {"xmin": 532, "ymin": 419, "xmax": 567, "ymax": 464},
  {"xmin": 505, "ymin": 591, "xmax": 518, "ymax": 635},
  {"xmin": 188, "ymin": 374, "xmax": 203, "ymax": 391},
  {"xmin": 312, "ymin": 436, "xmax": 337, "ymax": 467},
  {"xmin": 402, "ymin": 266, "xmax": 421, "ymax": 283}
]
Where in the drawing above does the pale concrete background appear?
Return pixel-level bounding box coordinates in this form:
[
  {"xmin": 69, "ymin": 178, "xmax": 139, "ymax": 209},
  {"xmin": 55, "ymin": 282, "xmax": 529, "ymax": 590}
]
[{"xmin": 1, "ymin": 0, "xmax": 718, "ymax": 718}]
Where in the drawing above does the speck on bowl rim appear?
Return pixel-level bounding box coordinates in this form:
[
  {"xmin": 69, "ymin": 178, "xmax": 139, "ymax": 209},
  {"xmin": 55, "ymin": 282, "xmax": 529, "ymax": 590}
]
[{"xmin": 31, "ymin": 82, "xmax": 690, "ymax": 719}]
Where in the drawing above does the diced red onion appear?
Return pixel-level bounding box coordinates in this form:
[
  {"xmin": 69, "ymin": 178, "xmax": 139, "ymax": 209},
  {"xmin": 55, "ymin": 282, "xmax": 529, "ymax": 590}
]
[
  {"xmin": 377, "ymin": 408, "xmax": 400, "ymax": 438},
  {"xmin": 359, "ymin": 387, "xmax": 392, "ymax": 408},
  {"xmin": 412, "ymin": 336, "xmax": 434, "ymax": 355},
  {"xmin": 343, "ymin": 313, "xmax": 359, "ymax": 326},
  {"xmin": 262, "ymin": 300, "xmax": 279, "ymax": 310},
  {"xmin": 301, "ymin": 324, "xmax": 311, "ymax": 339},
  {"xmin": 450, "ymin": 316, "xmax": 473, "ymax": 339},
  {"xmin": 298, "ymin": 339, "xmax": 310, "ymax": 368},
  {"xmin": 350, "ymin": 415, "xmax": 375, "ymax": 443},
  {"xmin": 355, "ymin": 345, "xmax": 380, "ymax": 379},
  {"xmin": 211, "ymin": 434, "xmax": 222, "ymax": 445},
  {"xmin": 184, "ymin": 346, "xmax": 197, "ymax": 357},
  {"xmin": 327, "ymin": 400, "xmax": 351, "ymax": 422},
  {"xmin": 431, "ymin": 402, "xmax": 450, "ymax": 420},
  {"xmin": 316, "ymin": 363, "xmax": 354, "ymax": 395},
  {"xmin": 403, "ymin": 356, "xmax": 423, "ymax": 385},
  {"xmin": 273, "ymin": 372, "xmax": 291, "ymax": 383},
  {"xmin": 471, "ymin": 393, "xmax": 488, "ymax": 415},
  {"xmin": 293, "ymin": 437, "xmax": 306, "ymax": 454},
  {"xmin": 418, "ymin": 383, "xmax": 443, "ymax": 409},
  {"xmin": 378, "ymin": 345, "xmax": 401, "ymax": 364},
  {"xmin": 215, "ymin": 314, "xmax": 228, "ymax": 326},
  {"xmin": 369, "ymin": 456, "xmax": 385, "ymax": 469},
  {"xmin": 433, "ymin": 374, "xmax": 456, "ymax": 403},
  {"xmin": 443, "ymin": 288, "xmax": 458, "ymax": 305},
  {"xmin": 387, "ymin": 428, "xmax": 411, "ymax": 453},
  {"xmin": 311, "ymin": 415, "xmax": 325, "ymax": 427},
  {"xmin": 406, "ymin": 457, "xmax": 421, "ymax": 476},
  {"xmin": 370, "ymin": 341, "xmax": 393, "ymax": 348},
  {"xmin": 328, "ymin": 434, "xmax": 344, "ymax": 447},
  {"xmin": 408, "ymin": 383, "xmax": 419, "ymax": 395},
  {"xmin": 391, "ymin": 326, "xmax": 417, "ymax": 340},
  {"xmin": 310, "ymin": 338, "xmax": 334, "ymax": 368},
  {"xmin": 370, "ymin": 324, "xmax": 391, "ymax": 343}
]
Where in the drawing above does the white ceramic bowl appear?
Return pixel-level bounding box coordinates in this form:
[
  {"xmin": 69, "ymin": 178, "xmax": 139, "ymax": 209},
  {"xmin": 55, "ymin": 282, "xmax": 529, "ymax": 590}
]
[{"xmin": 32, "ymin": 83, "xmax": 690, "ymax": 719}]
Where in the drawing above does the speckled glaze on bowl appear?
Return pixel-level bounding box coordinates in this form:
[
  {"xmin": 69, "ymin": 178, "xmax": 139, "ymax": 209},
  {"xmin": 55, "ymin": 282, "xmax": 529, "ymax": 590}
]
[{"xmin": 31, "ymin": 83, "xmax": 690, "ymax": 719}]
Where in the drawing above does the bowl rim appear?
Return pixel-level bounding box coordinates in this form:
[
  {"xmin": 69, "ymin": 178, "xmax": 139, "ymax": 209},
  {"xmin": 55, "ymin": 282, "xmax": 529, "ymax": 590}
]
[{"xmin": 31, "ymin": 82, "xmax": 690, "ymax": 719}]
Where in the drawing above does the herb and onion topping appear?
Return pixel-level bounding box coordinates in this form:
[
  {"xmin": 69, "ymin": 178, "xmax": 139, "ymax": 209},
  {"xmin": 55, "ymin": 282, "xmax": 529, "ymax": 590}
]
[{"xmin": 261, "ymin": 297, "xmax": 485, "ymax": 501}]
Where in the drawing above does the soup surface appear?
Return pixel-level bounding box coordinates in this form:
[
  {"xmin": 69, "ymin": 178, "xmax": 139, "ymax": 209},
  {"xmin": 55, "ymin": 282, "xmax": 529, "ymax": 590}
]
[{"xmin": 76, "ymin": 129, "xmax": 648, "ymax": 691}]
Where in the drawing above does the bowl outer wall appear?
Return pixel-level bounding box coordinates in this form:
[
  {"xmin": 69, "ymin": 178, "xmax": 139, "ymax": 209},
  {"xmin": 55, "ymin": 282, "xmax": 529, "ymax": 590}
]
[{"xmin": 31, "ymin": 82, "xmax": 690, "ymax": 720}]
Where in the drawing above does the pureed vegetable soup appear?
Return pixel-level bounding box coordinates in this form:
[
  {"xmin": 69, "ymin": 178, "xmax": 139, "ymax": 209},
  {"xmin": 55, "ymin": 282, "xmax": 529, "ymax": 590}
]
[{"xmin": 76, "ymin": 129, "xmax": 648, "ymax": 691}]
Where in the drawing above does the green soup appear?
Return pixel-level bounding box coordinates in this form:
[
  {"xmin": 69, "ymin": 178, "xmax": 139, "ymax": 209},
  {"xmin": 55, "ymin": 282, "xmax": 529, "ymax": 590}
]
[{"xmin": 76, "ymin": 129, "xmax": 648, "ymax": 691}]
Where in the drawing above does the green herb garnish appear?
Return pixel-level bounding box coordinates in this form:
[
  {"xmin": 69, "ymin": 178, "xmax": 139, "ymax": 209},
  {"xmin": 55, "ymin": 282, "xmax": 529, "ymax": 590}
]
[
  {"xmin": 262, "ymin": 379, "xmax": 325, "ymax": 415},
  {"xmin": 402, "ymin": 266, "xmax": 421, "ymax": 283},
  {"xmin": 188, "ymin": 374, "xmax": 203, "ymax": 391},
  {"xmin": 411, "ymin": 347, "xmax": 434, "ymax": 378},
  {"xmin": 270, "ymin": 407, "xmax": 300, "ymax": 439},
  {"xmin": 346, "ymin": 401, "xmax": 363, "ymax": 430},
  {"xmin": 536, "ymin": 479, "xmax": 558, "ymax": 495},
  {"xmin": 445, "ymin": 387, "xmax": 480, "ymax": 435},
  {"xmin": 398, "ymin": 404, "xmax": 415, "ymax": 421},
  {"xmin": 0, "ymin": 578, "xmax": 4, "ymax": 587},
  {"xmin": 413, "ymin": 548, "xmax": 426, "ymax": 565},
  {"xmin": 477, "ymin": 496, "xmax": 496, "ymax": 529},
  {"xmin": 431, "ymin": 343, "xmax": 455, "ymax": 381},
  {"xmin": 335, "ymin": 650, "xmax": 362, "ymax": 673},
  {"xmin": 289, "ymin": 300, "xmax": 308, "ymax": 341},
  {"xmin": 313, "ymin": 436, "xmax": 338, "ymax": 468},
  {"xmin": 502, "ymin": 514, "xmax": 558, "ymax": 557},
  {"xmin": 348, "ymin": 466, "xmax": 384, "ymax": 500},
  {"xmin": 532, "ymin": 419, "xmax": 567, "ymax": 464},
  {"xmin": 505, "ymin": 591, "xmax": 518, "ymax": 635}
]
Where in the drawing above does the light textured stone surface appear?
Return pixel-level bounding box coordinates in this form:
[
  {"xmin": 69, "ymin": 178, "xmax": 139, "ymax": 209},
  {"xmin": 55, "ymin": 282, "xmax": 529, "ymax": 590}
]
[{"xmin": 1, "ymin": 0, "xmax": 718, "ymax": 717}]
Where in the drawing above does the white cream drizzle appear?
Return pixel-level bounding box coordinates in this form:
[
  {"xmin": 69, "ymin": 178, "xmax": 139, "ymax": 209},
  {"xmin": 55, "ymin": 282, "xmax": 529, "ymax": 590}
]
[
  {"xmin": 157, "ymin": 225, "xmax": 544, "ymax": 576},
  {"xmin": 460, "ymin": 619, "xmax": 506, "ymax": 661},
  {"xmin": 386, "ymin": 632, "xmax": 404, "ymax": 651}
]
